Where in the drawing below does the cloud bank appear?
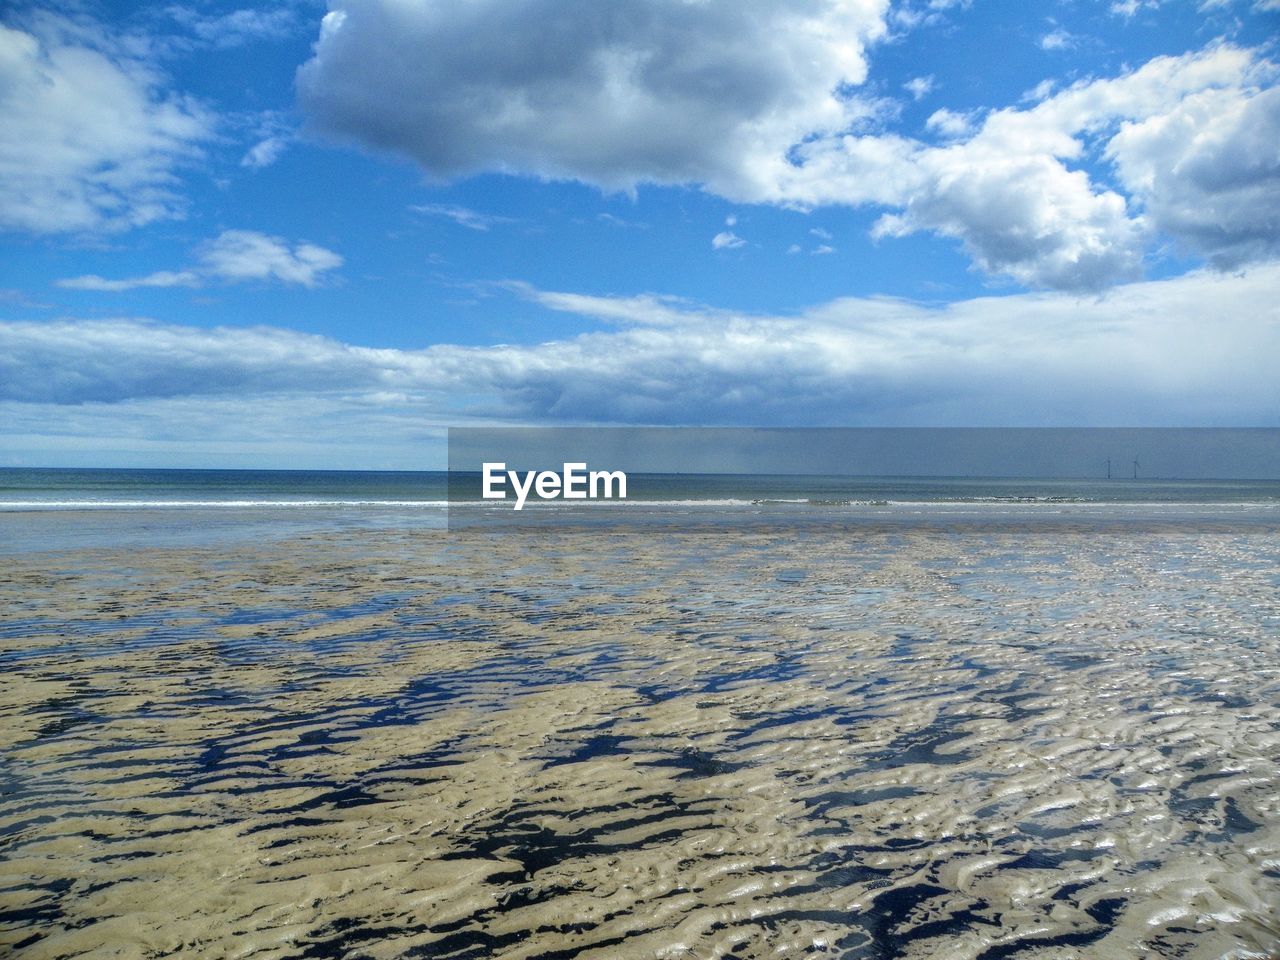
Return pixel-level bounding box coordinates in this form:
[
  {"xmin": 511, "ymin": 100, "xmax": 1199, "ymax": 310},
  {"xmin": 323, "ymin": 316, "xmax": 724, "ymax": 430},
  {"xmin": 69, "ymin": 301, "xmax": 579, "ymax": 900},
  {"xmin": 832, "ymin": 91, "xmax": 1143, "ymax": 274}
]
[{"xmin": 5, "ymin": 266, "xmax": 1278, "ymax": 434}]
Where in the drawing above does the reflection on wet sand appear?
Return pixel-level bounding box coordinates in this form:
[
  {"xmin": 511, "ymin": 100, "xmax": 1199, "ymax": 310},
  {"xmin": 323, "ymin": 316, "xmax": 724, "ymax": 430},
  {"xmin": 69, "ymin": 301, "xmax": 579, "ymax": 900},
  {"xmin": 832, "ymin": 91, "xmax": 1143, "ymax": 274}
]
[{"xmin": 1, "ymin": 526, "xmax": 1278, "ymax": 958}]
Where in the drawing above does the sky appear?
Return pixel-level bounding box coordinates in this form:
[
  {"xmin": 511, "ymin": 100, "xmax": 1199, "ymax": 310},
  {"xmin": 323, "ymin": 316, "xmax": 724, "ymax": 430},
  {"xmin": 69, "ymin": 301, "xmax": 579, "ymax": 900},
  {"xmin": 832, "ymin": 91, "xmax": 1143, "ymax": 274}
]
[{"xmin": 1, "ymin": 0, "xmax": 1278, "ymax": 469}]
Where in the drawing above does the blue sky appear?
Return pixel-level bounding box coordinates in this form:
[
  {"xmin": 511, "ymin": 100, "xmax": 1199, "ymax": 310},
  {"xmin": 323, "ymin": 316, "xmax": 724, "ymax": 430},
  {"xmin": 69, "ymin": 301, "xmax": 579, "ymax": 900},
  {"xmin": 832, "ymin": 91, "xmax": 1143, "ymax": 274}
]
[{"xmin": 1, "ymin": 0, "xmax": 1278, "ymax": 467}]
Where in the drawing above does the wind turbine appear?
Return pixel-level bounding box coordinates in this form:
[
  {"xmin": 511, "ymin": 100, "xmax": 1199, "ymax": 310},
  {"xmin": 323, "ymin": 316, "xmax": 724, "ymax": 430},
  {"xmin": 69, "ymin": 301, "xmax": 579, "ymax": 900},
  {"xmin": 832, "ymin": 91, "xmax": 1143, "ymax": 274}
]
[
  {"xmin": 1132, "ymin": 456, "xmax": 1140, "ymax": 480},
  {"xmin": 1106, "ymin": 458, "xmax": 1112, "ymax": 480}
]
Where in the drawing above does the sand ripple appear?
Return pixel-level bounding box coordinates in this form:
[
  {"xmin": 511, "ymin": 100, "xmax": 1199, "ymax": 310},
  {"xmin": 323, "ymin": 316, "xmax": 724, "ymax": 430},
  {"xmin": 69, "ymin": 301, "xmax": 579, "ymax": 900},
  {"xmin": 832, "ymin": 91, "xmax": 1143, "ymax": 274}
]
[{"xmin": 1, "ymin": 527, "xmax": 1278, "ymax": 958}]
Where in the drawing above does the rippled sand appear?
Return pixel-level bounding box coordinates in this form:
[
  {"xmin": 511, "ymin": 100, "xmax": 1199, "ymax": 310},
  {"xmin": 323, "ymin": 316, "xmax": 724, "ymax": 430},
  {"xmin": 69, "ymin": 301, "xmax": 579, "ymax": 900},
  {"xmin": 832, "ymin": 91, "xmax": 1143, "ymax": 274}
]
[{"xmin": 2, "ymin": 524, "xmax": 1278, "ymax": 958}]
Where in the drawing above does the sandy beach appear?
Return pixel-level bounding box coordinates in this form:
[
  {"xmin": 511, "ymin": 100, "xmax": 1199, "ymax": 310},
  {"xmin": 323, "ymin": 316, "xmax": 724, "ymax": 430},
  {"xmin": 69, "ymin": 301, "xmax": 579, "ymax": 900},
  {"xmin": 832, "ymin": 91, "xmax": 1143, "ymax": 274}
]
[{"xmin": 2, "ymin": 522, "xmax": 1278, "ymax": 959}]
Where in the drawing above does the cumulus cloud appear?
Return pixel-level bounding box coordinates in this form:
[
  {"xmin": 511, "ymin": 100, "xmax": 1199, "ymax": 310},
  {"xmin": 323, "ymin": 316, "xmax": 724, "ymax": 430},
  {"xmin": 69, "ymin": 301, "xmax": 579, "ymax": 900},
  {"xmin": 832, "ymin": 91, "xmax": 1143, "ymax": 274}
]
[
  {"xmin": 0, "ymin": 15, "xmax": 211, "ymax": 233},
  {"xmin": 1107, "ymin": 84, "xmax": 1280, "ymax": 268},
  {"xmin": 711, "ymin": 214, "xmax": 748, "ymax": 249},
  {"xmin": 1039, "ymin": 28, "xmax": 1078, "ymax": 51},
  {"xmin": 58, "ymin": 230, "xmax": 343, "ymax": 291},
  {"xmin": 9, "ymin": 266, "xmax": 1280, "ymax": 428},
  {"xmin": 296, "ymin": 2, "xmax": 1280, "ymax": 291},
  {"xmin": 870, "ymin": 154, "xmax": 1145, "ymax": 291},
  {"xmin": 196, "ymin": 230, "xmax": 343, "ymax": 286},
  {"xmin": 924, "ymin": 107, "xmax": 976, "ymax": 138},
  {"xmin": 780, "ymin": 44, "xmax": 1278, "ymax": 290},
  {"xmin": 297, "ymin": 0, "xmax": 889, "ymax": 196},
  {"xmin": 904, "ymin": 75, "xmax": 935, "ymax": 100}
]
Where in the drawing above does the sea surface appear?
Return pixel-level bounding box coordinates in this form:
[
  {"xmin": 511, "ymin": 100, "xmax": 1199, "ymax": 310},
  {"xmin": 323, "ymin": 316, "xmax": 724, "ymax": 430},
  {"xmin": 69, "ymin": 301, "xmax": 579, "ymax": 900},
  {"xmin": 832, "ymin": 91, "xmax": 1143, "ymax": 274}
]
[
  {"xmin": 6, "ymin": 467, "xmax": 1280, "ymax": 508},
  {"xmin": 2, "ymin": 468, "xmax": 1279, "ymax": 551}
]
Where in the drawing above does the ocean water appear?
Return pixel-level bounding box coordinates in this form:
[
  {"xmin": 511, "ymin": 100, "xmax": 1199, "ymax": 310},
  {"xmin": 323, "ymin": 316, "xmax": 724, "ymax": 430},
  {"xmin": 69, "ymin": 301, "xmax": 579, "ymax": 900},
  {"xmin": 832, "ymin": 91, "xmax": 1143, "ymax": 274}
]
[
  {"xmin": 0, "ymin": 467, "xmax": 451, "ymax": 509},
  {"xmin": 3, "ymin": 467, "xmax": 1277, "ymax": 551},
  {"xmin": 5, "ymin": 467, "xmax": 1280, "ymax": 507},
  {"xmin": 5, "ymin": 467, "xmax": 1280, "ymax": 512}
]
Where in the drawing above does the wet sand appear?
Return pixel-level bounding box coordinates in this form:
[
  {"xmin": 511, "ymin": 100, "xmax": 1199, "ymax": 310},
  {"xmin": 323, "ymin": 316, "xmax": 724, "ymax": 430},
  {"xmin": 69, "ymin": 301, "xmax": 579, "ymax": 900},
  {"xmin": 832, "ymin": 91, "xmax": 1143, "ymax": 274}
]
[{"xmin": 1, "ymin": 524, "xmax": 1278, "ymax": 958}]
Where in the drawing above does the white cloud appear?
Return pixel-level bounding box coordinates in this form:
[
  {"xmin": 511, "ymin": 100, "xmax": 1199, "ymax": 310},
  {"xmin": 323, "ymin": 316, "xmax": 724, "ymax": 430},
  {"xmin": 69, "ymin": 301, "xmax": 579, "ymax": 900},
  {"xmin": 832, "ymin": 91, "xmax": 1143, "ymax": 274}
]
[
  {"xmin": 1112, "ymin": 0, "xmax": 1276, "ymax": 18},
  {"xmin": 924, "ymin": 107, "xmax": 976, "ymax": 138},
  {"xmin": 295, "ymin": 5, "xmax": 1280, "ymax": 291},
  {"xmin": 238, "ymin": 110, "xmax": 294, "ymax": 170},
  {"xmin": 410, "ymin": 204, "xmax": 516, "ymax": 231},
  {"xmin": 57, "ymin": 231, "xmax": 343, "ymax": 291},
  {"xmin": 904, "ymin": 75, "xmax": 935, "ymax": 100},
  {"xmin": 57, "ymin": 270, "xmax": 201, "ymax": 292},
  {"xmin": 511, "ymin": 285, "xmax": 700, "ymax": 327},
  {"xmin": 870, "ymin": 155, "xmax": 1145, "ymax": 291},
  {"xmin": 0, "ymin": 15, "xmax": 211, "ymax": 234},
  {"xmin": 812, "ymin": 244, "xmax": 836, "ymax": 255},
  {"xmin": 1040, "ymin": 29, "xmax": 1077, "ymax": 51},
  {"xmin": 713, "ymin": 214, "xmax": 748, "ymax": 248},
  {"xmin": 196, "ymin": 230, "xmax": 343, "ymax": 287},
  {"xmin": 166, "ymin": 7, "xmax": 298, "ymax": 48},
  {"xmin": 0, "ymin": 320, "xmax": 387, "ymax": 405},
  {"xmin": 8, "ymin": 266, "xmax": 1280, "ymax": 429},
  {"xmin": 1110, "ymin": 0, "xmax": 1158, "ymax": 16},
  {"xmin": 778, "ymin": 44, "xmax": 1279, "ymax": 290},
  {"xmin": 890, "ymin": 0, "xmax": 971, "ymax": 31},
  {"xmin": 297, "ymin": 0, "xmax": 889, "ymax": 197},
  {"xmin": 1107, "ymin": 84, "xmax": 1280, "ymax": 268},
  {"xmin": 241, "ymin": 136, "xmax": 288, "ymax": 169}
]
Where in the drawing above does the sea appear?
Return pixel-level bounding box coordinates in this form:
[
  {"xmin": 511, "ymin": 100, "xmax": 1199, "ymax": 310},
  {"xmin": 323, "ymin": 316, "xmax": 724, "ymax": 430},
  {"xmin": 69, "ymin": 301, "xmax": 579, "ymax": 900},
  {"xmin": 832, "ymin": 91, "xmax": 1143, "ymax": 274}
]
[
  {"xmin": 0, "ymin": 471, "xmax": 1274, "ymax": 552},
  {"xmin": 2, "ymin": 467, "xmax": 1279, "ymax": 550},
  {"xmin": 7, "ymin": 466, "xmax": 1280, "ymax": 509}
]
